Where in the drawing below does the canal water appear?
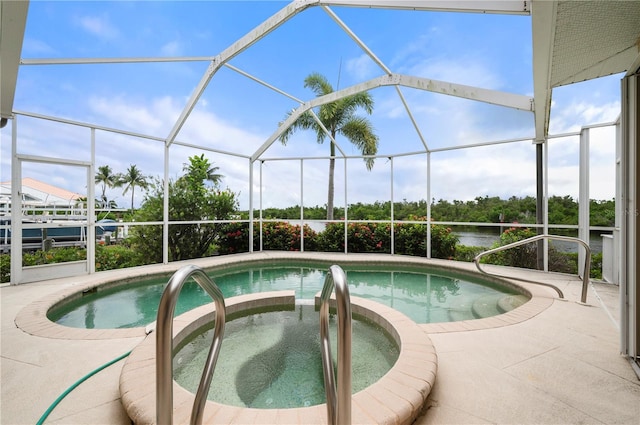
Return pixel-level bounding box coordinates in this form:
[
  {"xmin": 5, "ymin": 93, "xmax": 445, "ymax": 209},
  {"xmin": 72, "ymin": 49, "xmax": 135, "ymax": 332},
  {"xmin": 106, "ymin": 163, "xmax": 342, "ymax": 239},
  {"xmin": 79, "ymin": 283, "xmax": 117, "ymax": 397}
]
[{"xmin": 284, "ymin": 220, "xmax": 607, "ymax": 254}]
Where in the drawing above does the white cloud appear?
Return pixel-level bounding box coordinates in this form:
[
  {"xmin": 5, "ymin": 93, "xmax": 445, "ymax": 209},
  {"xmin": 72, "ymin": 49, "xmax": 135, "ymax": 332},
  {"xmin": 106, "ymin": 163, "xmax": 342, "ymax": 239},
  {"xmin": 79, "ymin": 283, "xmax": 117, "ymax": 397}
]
[
  {"xmin": 161, "ymin": 41, "xmax": 182, "ymax": 56},
  {"xmin": 22, "ymin": 38, "xmax": 57, "ymax": 55},
  {"xmin": 345, "ymin": 54, "xmax": 379, "ymax": 81},
  {"xmin": 408, "ymin": 58, "xmax": 501, "ymax": 90},
  {"xmin": 550, "ymin": 100, "xmax": 620, "ymax": 134},
  {"xmin": 88, "ymin": 95, "xmax": 174, "ymax": 136},
  {"xmin": 75, "ymin": 15, "xmax": 119, "ymax": 40}
]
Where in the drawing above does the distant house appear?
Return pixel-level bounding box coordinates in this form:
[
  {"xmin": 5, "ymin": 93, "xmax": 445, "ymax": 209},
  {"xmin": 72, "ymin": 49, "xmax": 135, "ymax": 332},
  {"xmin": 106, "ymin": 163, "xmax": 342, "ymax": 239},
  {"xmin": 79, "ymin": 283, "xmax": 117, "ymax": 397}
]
[{"xmin": 0, "ymin": 178, "xmax": 83, "ymax": 211}]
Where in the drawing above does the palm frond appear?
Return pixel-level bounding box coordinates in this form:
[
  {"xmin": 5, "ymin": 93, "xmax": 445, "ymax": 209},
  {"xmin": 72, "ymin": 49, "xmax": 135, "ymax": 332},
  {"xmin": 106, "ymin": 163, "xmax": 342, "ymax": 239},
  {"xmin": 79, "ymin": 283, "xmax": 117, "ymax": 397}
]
[
  {"xmin": 340, "ymin": 117, "xmax": 379, "ymax": 170},
  {"xmin": 304, "ymin": 72, "xmax": 334, "ymax": 97},
  {"xmin": 278, "ymin": 110, "xmax": 317, "ymax": 145}
]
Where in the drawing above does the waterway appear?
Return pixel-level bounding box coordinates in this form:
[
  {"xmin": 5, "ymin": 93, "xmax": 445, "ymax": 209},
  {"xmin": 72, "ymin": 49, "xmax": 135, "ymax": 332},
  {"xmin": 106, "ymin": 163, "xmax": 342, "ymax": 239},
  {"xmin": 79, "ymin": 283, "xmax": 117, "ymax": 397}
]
[{"xmin": 283, "ymin": 220, "xmax": 607, "ymax": 254}]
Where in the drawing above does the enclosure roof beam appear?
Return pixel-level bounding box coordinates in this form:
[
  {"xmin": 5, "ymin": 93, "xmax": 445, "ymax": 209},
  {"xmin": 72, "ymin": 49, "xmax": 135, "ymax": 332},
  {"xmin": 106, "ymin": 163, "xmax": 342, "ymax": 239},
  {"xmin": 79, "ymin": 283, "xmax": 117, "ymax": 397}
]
[
  {"xmin": 252, "ymin": 73, "xmax": 533, "ymax": 161},
  {"xmin": 395, "ymin": 74, "xmax": 534, "ymax": 111},
  {"xmin": 322, "ymin": 5, "xmax": 392, "ymax": 76},
  {"xmin": 395, "ymin": 86, "xmax": 430, "ymax": 151},
  {"xmin": 318, "ymin": 0, "xmax": 530, "ymax": 15},
  {"xmin": 531, "ymin": 0, "xmax": 557, "ymax": 144},
  {"xmin": 0, "ymin": 0, "xmax": 29, "ymax": 125},
  {"xmin": 163, "ymin": 0, "xmax": 318, "ymax": 148}
]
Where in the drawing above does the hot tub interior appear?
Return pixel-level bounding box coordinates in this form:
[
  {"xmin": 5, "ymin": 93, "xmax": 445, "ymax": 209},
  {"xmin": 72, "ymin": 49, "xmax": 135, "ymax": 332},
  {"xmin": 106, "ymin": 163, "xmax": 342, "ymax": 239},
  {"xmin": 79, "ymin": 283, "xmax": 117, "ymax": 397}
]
[{"xmin": 173, "ymin": 303, "xmax": 399, "ymax": 409}]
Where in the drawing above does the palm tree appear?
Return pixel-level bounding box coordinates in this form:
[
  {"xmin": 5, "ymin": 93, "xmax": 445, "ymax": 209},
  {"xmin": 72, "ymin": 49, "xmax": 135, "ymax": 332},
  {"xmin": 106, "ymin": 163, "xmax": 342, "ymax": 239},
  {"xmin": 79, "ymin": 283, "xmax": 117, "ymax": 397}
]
[
  {"xmin": 95, "ymin": 165, "xmax": 118, "ymax": 207},
  {"xmin": 116, "ymin": 164, "xmax": 149, "ymax": 212},
  {"xmin": 279, "ymin": 72, "xmax": 379, "ymax": 220},
  {"xmin": 182, "ymin": 153, "xmax": 223, "ymax": 187}
]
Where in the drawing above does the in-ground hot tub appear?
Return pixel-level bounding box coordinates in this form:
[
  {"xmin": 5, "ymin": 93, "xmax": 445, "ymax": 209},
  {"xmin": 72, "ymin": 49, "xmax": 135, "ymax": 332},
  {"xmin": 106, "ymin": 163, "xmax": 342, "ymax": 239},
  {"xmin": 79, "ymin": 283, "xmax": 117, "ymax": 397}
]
[
  {"xmin": 173, "ymin": 303, "xmax": 399, "ymax": 409},
  {"xmin": 119, "ymin": 291, "xmax": 438, "ymax": 425}
]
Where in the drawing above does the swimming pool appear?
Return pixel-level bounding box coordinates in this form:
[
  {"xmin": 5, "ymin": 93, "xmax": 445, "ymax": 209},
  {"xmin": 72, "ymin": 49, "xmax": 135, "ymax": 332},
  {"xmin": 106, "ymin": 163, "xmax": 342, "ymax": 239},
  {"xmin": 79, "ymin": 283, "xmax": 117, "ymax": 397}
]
[{"xmin": 48, "ymin": 261, "xmax": 528, "ymax": 328}]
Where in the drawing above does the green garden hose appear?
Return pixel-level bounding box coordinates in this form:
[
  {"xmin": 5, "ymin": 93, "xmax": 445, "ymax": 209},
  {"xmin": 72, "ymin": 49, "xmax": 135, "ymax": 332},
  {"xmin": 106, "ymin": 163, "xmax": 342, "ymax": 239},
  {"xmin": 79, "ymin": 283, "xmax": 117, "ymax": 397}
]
[{"xmin": 36, "ymin": 350, "xmax": 132, "ymax": 425}]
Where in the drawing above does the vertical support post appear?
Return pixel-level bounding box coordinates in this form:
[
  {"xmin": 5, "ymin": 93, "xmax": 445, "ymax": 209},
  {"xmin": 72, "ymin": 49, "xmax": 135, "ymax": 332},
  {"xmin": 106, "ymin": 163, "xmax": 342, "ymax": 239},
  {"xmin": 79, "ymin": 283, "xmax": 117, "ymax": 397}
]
[
  {"xmin": 258, "ymin": 161, "xmax": 263, "ymax": 252},
  {"xmin": 87, "ymin": 128, "xmax": 96, "ymax": 274},
  {"xmin": 390, "ymin": 157, "xmax": 394, "ymax": 255},
  {"xmin": 614, "ymin": 119, "xmax": 622, "ymax": 286},
  {"xmin": 620, "ymin": 73, "xmax": 639, "ymax": 365},
  {"xmin": 249, "ymin": 158, "xmax": 255, "ymax": 253},
  {"xmin": 426, "ymin": 152, "xmax": 432, "ymax": 258},
  {"xmin": 300, "ymin": 158, "xmax": 304, "ymax": 252},
  {"xmin": 10, "ymin": 116, "xmax": 22, "ymax": 284},
  {"xmin": 162, "ymin": 143, "xmax": 170, "ymax": 264},
  {"xmin": 536, "ymin": 141, "xmax": 545, "ymax": 270},
  {"xmin": 578, "ymin": 128, "xmax": 590, "ymax": 277},
  {"xmin": 343, "ymin": 159, "xmax": 348, "ymax": 254},
  {"xmin": 543, "ymin": 139, "xmax": 549, "ymax": 271}
]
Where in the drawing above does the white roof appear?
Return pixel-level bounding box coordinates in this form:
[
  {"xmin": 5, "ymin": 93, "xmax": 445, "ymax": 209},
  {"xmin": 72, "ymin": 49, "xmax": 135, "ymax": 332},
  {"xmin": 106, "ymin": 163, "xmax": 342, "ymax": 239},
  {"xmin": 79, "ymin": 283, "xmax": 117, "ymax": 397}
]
[{"xmin": 0, "ymin": 178, "xmax": 83, "ymax": 206}]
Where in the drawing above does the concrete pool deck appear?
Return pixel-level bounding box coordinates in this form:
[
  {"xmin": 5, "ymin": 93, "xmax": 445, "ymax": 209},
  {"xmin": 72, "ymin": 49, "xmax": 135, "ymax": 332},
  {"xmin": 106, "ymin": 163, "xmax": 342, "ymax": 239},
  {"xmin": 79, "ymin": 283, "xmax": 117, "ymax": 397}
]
[{"xmin": 1, "ymin": 252, "xmax": 639, "ymax": 424}]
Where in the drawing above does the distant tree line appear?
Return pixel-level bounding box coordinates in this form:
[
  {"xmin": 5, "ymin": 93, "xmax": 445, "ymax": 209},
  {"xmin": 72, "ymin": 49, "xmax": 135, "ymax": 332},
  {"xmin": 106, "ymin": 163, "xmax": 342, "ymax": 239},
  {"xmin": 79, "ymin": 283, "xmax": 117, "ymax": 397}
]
[{"xmin": 251, "ymin": 195, "xmax": 615, "ymax": 227}]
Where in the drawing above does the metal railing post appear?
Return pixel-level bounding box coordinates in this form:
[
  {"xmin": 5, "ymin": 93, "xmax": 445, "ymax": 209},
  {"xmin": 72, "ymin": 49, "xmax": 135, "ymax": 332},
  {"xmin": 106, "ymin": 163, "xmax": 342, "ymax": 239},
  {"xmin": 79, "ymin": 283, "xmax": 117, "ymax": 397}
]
[
  {"xmin": 156, "ymin": 265, "xmax": 226, "ymax": 425},
  {"xmin": 473, "ymin": 234, "xmax": 591, "ymax": 303},
  {"xmin": 319, "ymin": 265, "xmax": 352, "ymax": 425}
]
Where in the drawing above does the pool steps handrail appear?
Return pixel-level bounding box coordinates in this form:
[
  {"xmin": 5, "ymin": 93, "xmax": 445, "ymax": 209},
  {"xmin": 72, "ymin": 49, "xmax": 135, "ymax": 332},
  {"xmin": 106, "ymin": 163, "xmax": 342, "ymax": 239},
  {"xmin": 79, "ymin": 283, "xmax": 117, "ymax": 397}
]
[
  {"xmin": 473, "ymin": 234, "xmax": 591, "ymax": 303},
  {"xmin": 320, "ymin": 265, "xmax": 352, "ymax": 425},
  {"xmin": 156, "ymin": 265, "xmax": 226, "ymax": 425}
]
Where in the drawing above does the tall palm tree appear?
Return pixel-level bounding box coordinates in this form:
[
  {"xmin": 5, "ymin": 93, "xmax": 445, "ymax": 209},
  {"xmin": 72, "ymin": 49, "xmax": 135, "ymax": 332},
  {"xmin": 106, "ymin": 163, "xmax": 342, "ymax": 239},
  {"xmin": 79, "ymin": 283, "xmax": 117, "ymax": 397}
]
[
  {"xmin": 279, "ymin": 72, "xmax": 379, "ymax": 220},
  {"xmin": 95, "ymin": 165, "xmax": 118, "ymax": 207},
  {"xmin": 116, "ymin": 164, "xmax": 149, "ymax": 212}
]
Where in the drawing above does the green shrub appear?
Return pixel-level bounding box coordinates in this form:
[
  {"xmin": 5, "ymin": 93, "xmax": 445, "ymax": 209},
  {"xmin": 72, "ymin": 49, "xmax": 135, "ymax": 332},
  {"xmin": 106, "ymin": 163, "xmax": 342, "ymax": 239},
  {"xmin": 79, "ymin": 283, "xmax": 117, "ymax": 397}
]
[
  {"xmin": 393, "ymin": 222, "xmax": 423, "ymax": 256},
  {"xmin": 317, "ymin": 222, "xmax": 387, "ymax": 253},
  {"xmin": 454, "ymin": 245, "xmax": 485, "ymax": 262},
  {"xmin": 217, "ymin": 221, "xmax": 319, "ymax": 254},
  {"xmin": 22, "ymin": 247, "xmax": 87, "ymax": 266},
  {"xmin": 314, "ymin": 218, "xmax": 458, "ymax": 258},
  {"xmin": 552, "ymin": 251, "xmax": 602, "ymax": 280},
  {"xmin": 481, "ymin": 227, "xmax": 603, "ymax": 279},
  {"xmin": 217, "ymin": 222, "xmax": 250, "ymax": 255},
  {"xmin": 0, "ymin": 254, "xmax": 10, "ymax": 283},
  {"xmin": 259, "ymin": 221, "xmax": 318, "ymax": 251},
  {"xmin": 429, "ymin": 223, "xmax": 459, "ymax": 259},
  {"xmin": 95, "ymin": 244, "xmax": 140, "ymax": 271},
  {"xmin": 482, "ymin": 227, "xmax": 538, "ymax": 268},
  {"xmin": 316, "ymin": 222, "xmax": 346, "ymax": 252}
]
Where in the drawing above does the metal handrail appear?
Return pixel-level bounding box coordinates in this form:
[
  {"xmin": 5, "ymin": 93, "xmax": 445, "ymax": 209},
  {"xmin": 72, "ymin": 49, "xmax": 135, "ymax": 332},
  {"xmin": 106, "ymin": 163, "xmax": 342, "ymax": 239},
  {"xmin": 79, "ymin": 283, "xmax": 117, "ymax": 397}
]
[
  {"xmin": 156, "ymin": 265, "xmax": 226, "ymax": 425},
  {"xmin": 473, "ymin": 234, "xmax": 591, "ymax": 303},
  {"xmin": 319, "ymin": 265, "xmax": 352, "ymax": 425}
]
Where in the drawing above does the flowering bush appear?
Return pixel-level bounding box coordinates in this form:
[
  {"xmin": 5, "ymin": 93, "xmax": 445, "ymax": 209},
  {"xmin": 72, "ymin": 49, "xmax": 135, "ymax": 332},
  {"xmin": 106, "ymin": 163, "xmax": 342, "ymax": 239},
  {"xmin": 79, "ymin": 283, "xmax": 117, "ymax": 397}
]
[
  {"xmin": 316, "ymin": 217, "xmax": 458, "ymax": 258},
  {"xmin": 95, "ymin": 244, "xmax": 140, "ymax": 271},
  {"xmin": 428, "ymin": 223, "xmax": 459, "ymax": 259},
  {"xmin": 318, "ymin": 222, "xmax": 388, "ymax": 253},
  {"xmin": 259, "ymin": 221, "xmax": 318, "ymax": 251},
  {"xmin": 217, "ymin": 223, "xmax": 251, "ymax": 254},
  {"xmin": 217, "ymin": 221, "xmax": 318, "ymax": 254}
]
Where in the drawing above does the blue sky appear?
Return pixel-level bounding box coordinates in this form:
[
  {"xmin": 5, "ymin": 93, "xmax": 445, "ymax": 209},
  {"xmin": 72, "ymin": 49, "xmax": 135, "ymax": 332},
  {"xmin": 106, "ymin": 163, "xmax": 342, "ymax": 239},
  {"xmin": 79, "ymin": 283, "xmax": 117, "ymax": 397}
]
[{"xmin": 1, "ymin": 1, "xmax": 621, "ymax": 210}]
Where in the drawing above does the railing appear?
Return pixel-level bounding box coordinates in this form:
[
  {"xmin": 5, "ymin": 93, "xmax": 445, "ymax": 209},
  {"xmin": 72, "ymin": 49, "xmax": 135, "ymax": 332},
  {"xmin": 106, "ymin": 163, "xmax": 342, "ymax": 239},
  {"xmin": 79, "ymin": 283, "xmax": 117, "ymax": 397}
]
[
  {"xmin": 156, "ymin": 265, "xmax": 226, "ymax": 425},
  {"xmin": 319, "ymin": 265, "xmax": 352, "ymax": 425},
  {"xmin": 473, "ymin": 234, "xmax": 591, "ymax": 303}
]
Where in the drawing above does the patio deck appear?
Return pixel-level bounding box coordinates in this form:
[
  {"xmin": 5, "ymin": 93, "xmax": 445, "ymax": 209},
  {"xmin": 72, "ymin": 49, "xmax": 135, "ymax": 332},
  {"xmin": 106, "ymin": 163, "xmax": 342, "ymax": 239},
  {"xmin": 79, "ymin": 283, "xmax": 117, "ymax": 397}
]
[{"xmin": 1, "ymin": 253, "xmax": 638, "ymax": 424}]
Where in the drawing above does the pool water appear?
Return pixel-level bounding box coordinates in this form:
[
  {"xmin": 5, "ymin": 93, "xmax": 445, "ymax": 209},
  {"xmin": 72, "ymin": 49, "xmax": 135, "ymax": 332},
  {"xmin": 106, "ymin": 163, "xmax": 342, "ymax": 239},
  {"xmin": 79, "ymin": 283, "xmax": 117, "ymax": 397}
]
[
  {"xmin": 48, "ymin": 262, "xmax": 528, "ymax": 328},
  {"xmin": 173, "ymin": 304, "xmax": 399, "ymax": 408}
]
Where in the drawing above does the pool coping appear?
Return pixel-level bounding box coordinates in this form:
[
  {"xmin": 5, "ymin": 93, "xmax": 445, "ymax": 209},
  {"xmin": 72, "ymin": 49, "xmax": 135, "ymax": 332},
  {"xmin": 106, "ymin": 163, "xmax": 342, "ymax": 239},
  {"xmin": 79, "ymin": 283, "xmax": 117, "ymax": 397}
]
[
  {"xmin": 14, "ymin": 252, "xmax": 555, "ymax": 340},
  {"xmin": 120, "ymin": 290, "xmax": 438, "ymax": 425}
]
